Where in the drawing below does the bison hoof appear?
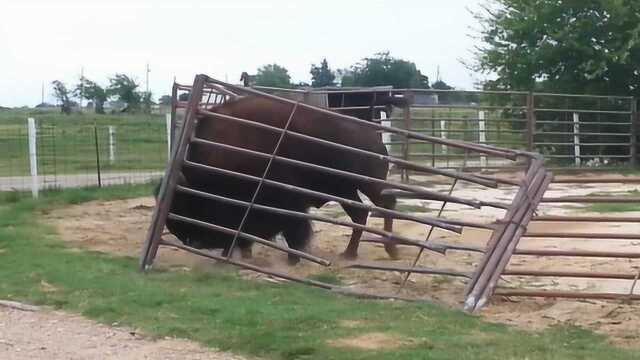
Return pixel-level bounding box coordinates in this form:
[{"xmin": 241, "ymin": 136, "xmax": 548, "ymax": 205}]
[
  {"xmin": 287, "ymin": 254, "xmax": 301, "ymax": 266},
  {"xmin": 240, "ymin": 247, "xmax": 253, "ymax": 259},
  {"xmin": 384, "ymin": 245, "xmax": 400, "ymax": 260}
]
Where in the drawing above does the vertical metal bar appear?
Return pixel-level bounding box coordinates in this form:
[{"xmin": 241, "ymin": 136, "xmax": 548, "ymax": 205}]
[
  {"xmin": 94, "ymin": 125, "xmax": 102, "ymax": 188},
  {"xmin": 631, "ymin": 99, "xmax": 637, "ymax": 167},
  {"xmin": 140, "ymin": 75, "xmax": 206, "ymax": 271},
  {"xmin": 170, "ymin": 82, "xmax": 178, "ymax": 153},
  {"xmin": 479, "ymin": 110, "xmax": 487, "ymax": 168},
  {"xmin": 226, "ymin": 102, "xmax": 300, "ymax": 258},
  {"xmin": 165, "ymin": 113, "xmax": 172, "ymax": 161},
  {"xmin": 402, "ymin": 91, "xmax": 411, "ymax": 182},
  {"xmin": 27, "ymin": 117, "xmax": 38, "ymax": 198},
  {"xmin": 573, "ymin": 112, "xmax": 581, "ymax": 166},
  {"xmin": 399, "ymin": 178, "xmax": 458, "ymax": 290},
  {"xmin": 526, "ymin": 92, "xmax": 535, "ymax": 152},
  {"xmin": 108, "ymin": 125, "xmax": 116, "ymax": 164}
]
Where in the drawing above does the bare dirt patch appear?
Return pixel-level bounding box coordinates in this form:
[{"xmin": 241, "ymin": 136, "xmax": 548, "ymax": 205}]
[
  {"xmin": 327, "ymin": 332, "xmax": 418, "ymax": 350},
  {"xmin": 0, "ymin": 307, "xmax": 249, "ymax": 360},
  {"xmin": 41, "ymin": 178, "xmax": 640, "ymax": 348}
]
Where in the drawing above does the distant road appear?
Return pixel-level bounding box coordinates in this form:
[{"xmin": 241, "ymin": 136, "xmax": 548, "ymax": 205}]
[{"xmin": 0, "ymin": 171, "xmax": 163, "ymax": 191}]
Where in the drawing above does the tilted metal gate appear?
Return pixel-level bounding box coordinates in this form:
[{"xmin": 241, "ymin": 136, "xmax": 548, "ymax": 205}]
[{"xmin": 140, "ymin": 74, "xmax": 550, "ymax": 312}]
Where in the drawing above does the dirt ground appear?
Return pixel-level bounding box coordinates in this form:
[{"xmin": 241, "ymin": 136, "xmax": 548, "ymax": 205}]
[
  {"xmin": 40, "ymin": 174, "xmax": 640, "ymax": 348},
  {"xmin": 0, "ymin": 307, "xmax": 249, "ymax": 360}
]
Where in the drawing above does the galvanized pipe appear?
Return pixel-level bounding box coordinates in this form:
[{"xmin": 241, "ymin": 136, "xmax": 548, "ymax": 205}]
[{"xmin": 197, "ymin": 109, "xmax": 500, "ymax": 188}]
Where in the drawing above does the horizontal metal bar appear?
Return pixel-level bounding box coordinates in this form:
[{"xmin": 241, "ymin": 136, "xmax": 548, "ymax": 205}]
[
  {"xmin": 534, "ymin": 142, "xmax": 631, "ymax": 146},
  {"xmin": 535, "ymin": 120, "xmax": 631, "ymax": 126},
  {"xmin": 198, "ymin": 109, "xmax": 500, "ymax": 188},
  {"xmin": 533, "ymin": 92, "xmax": 634, "ymax": 100},
  {"xmin": 552, "ymin": 177, "xmax": 640, "ymax": 183},
  {"xmin": 533, "ymin": 215, "xmax": 640, "ymax": 222},
  {"xmin": 388, "ymin": 118, "xmax": 528, "ymax": 123},
  {"xmin": 190, "ymin": 137, "xmax": 480, "ymax": 208},
  {"xmin": 182, "ymin": 160, "xmax": 464, "ymax": 233},
  {"xmin": 380, "ymin": 189, "xmax": 509, "ymax": 210},
  {"xmin": 344, "ymin": 263, "xmax": 471, "ymax": 278},
  {"xmin": 502, "ymin": 269, "xmax": 638, "ymax": 280},
  {"xmin": 541, "ymin": 196, "xmax": 640, "ymax": 203},
  {"xmin": 199, "ymin": 79, "xmax": 528, "ymax": 160},
  {"xmin": 494, "ymin": 290, "xmax": 640, "ymax": 300},
  {"xmin": 159, "ymin": 239, "xmax": 334, "ymax": 289},
  {"xmin": 523, "ymin": 232, "xmax": 640, "ymax": 240},
  {"xmin": 174, "ymin": 186, "xmax": 445, "ymax": 253},
  {"xmin": 543, "ymin": 155, "xmax": 631, "ymax": 159},
  {"xmin": 359, "ymin": 235, "xmax": 487, "ymax": 253},
  {"xmin": 411, "ymin": 129, "xmax": 526, "ymax": 134},
  {"xmin": 535, "ymin": 131, "xmax": 631, "ymax": 136},
  {"xmin": 535, "ymin": 108, "xmax": 631, "ymax": 115},
  {"xmin": 332, "ymin": 105, "xmax": 387, "ymax": 110},
  {"xmin": 412, "ymin": 104, "xmax": 527, "ymax": 110},
  {"xmin": 166, "ymin": 213, "xmax": 330, "ymax": 266},
  {"xmin": 513, "ymin": 248, "xmax": 640, "ymax": 258}
]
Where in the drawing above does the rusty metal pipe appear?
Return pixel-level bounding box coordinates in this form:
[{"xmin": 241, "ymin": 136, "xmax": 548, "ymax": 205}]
[
  {"xmin": 494, "ymin": 290, "xmax": 640, "ymax": 300},
  {"xmin": 174, "ymin": 185, "xmax": 445, "ymax": 254},
  {"xmin": 513, "ymin": 249, "xmax": 640, "ymax": 258},
  {"xmin": 182, "ymin": 160, "xmax": 465, "ymax": 233},
  {"xmin": 167, "ymin": 213, "xmax": 331, "ymax": 266},
  {"xmin": 191, "ymin": 137, "xmax": 483, "ymax": 209},
  {"xmin": 502, "ymin": 269, "xmax": 639, "ymax": 280},
  {"xmin": 198, "ymin": 109, "xmax": 500, "ymax": 188}
]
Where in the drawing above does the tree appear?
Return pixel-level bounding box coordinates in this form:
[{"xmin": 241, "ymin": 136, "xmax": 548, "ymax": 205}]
[
  {"xmin": 158, "ymin": 95, "xmax": 172, "ymax": 106},
  {"xmin": 310, "ymin": 58, "xmax": 336, "ymax": 87},
  {"xmin": 51, "ymin": 80, "xmax": 73, "ymax": 114},
  {"xmin": 340, "ymin": 52, "xmax": 429, "ymax": 89},
  {"xmin": 142, "ymin": 92, "xmax": 154, "ymax": 114},
  {"xmin": 431, "ymin": 80, "xmax": 454, "ymax": 90},
  {"xmin": 107, "ymin": 74, "xmax": 141, "ymax": 112},
  {"xmin": 254, "ymin": 64, "xmax": 292, "ymax": 88},
  {"xmin": 75, "ymin": 77, "xmax": 108, "ymax": 114},
  {"xmin": 471, "ymin": 0, "xmax": 640, "ymax": 96}
]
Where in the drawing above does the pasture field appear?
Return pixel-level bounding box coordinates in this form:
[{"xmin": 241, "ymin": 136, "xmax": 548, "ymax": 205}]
[
  {"xmin": 0, "ymin": 109, "xmax": 168, "ymax": 177},
  {"xmin": 0, "ymin": 185, "xmax": 637, "ymax": 359}
]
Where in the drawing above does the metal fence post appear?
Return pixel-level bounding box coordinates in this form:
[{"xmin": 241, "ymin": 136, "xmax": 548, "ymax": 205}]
[
  {"xmin": 165, "ymin": 113, "xmax": 172, "ymax": 161},
  {"xmin": 526, "ymin": 92, "xmax": 535, "ymax": 152},
  {"xmin": 108, "ymin": 125, "xmax": 116, "ymax": 164},
  {"xmin": 27, "ymin": 117, "xmax": 38, "ymax": 198},
  {"xmin": 402, "ymin": 91, "xmax": 412, "ymax": 182},
  {"xmin": 94, "ymin": 125, "xmax": 102, "ymax": 187},
  {"xmin": 573, "ymin": 113, "xmax": 581, "ymax": 166},
  {"xmin": 631, "ymin": 99, "xmax": 638, "ymax": 167},
  {"xmin": 479, "ymin": 110, "xmax": 487, "ymax": 168}
]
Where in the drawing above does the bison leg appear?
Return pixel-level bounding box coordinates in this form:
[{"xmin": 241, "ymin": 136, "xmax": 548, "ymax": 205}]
[
  {"xmin": 340, "ymin": 192, "xmax": 369, "ymax": 259},
  {"xmin": 367, "ymin": 190, "xmax": 400, "ymax": 259},
  {"xmin": 283, "ymin": 218, "xmax": 313, "ymax": 265}
]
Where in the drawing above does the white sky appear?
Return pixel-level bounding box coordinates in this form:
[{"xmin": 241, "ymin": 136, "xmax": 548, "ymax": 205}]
[{"xmin": 1, "ymin": 0, "xmax": 486, "ymax": 107}]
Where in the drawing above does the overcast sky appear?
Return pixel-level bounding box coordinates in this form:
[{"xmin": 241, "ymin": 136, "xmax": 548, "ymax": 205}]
[{"xmin": 1, "ymin": 0, "xmax": 487, "ymax": 107}]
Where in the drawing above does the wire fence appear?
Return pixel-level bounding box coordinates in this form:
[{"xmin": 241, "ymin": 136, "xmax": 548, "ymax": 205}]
[{"xmin": 0, "ymin": 115, "xmax": 169, "ymax": 196}]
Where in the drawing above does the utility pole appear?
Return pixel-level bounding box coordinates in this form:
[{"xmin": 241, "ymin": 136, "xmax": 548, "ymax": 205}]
[
  {"xmin": 41, "ymin": 81, "xmax": 44, "ymax": 105},
  {"xmin": 436, "ymin": 65, "xmax": 441, "ymax": 82}
]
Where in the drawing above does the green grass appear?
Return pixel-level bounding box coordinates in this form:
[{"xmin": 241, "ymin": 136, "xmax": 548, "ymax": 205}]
[
  {"xmin": 0, "ymin": 108, "xmax": 167, "ymax": 176},
  {"xmin": 0, "ymin": 185, "xmax": 637, "ymax": 359}
]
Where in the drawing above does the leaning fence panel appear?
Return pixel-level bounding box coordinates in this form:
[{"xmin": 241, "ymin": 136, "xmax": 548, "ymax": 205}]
[{"xmin": 142, "ymin": 74, "xmax": 550, "ymax": 312}]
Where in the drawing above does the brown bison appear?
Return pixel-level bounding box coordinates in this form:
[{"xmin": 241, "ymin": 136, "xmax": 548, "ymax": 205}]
[{"xmin": 162, "ymin": 94, "xmax": 399, "ymax": 263}]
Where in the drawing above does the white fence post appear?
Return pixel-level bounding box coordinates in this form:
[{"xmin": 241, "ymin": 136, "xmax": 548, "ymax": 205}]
[
  {"xmin": 165, "ymin": 113, "xmax": 172, "ymax": 161},
  {"xmin": 27, "ymin": 117, "xmax": 38, "ymax": 198},
  {"xmin": 573, "ymin": 112, "xmax": 581, "ymax": 166},
  {"xmin": 380, "ymin": 112, "xmax": 391, "ymax": 153},
  {"xmin": 108, "ymin": 126, "xmax": 116, "ymax": 163},
  {"xmin": 440, "ymin": 119, "xmax": 447, "ymax": 156},
  {"xmin": 479, "ymin": 111, "xmax": 487, "ymax": 168}
]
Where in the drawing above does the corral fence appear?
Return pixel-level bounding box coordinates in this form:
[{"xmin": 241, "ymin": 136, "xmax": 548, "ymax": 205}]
[
  {"xmin": 0, "ymin": 116, "xmax": 170, "ymax": 197},
  {"xmin": 144, "ymin": 74, "xmax": 552, "ymax": 312},
  {"xmin": 170, "ymin": 85, "xmax": 638, "ymax": 176}
]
